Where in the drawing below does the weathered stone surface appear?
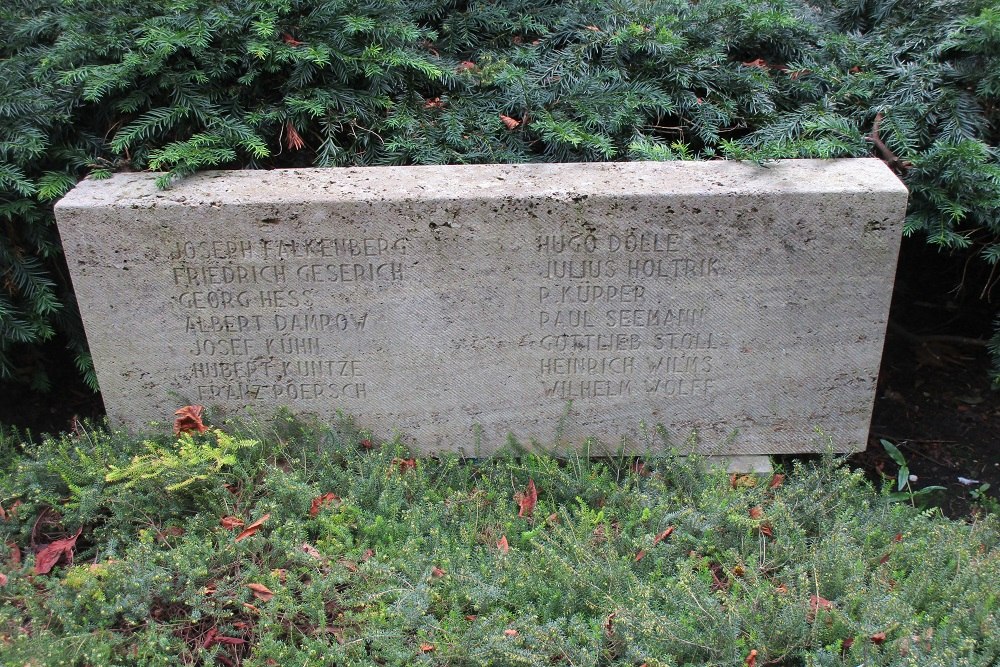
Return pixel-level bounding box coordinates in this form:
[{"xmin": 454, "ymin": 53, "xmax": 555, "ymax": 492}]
[{"xmin": 55, "ymin": 160, "xmax": 907, "ymax": 455}]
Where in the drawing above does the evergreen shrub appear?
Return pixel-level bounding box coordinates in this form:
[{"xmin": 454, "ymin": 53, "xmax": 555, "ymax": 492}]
[
  {"xmin": 0, "ymin": 417, "xmax": 997, "ymax": 665},
  {"xmin": 1, "ymin": 0, "xmax": 998, "ymax": 388}
]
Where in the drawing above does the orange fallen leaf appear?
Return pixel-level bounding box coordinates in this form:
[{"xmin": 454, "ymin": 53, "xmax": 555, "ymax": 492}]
[
  {"xmin": 220, "ymin": 516, "xmax": 245, "ymax": 530},
  {"xmin": 33, "ymin": 528, "xmax": 82, "ymax": 575},
  {"xmin": 282, "ymin": 33, "xmax": 303, "ymax": 46},
  {"xmin": 242, "ymin": 602, "xmax": 260, "ymax": 614},
  {"xmin": 286, "ymin": 122, "xmax": 305, "ymax": 151},
  {"xmin": 309, "ymin": 492, "xmax": 340, "ymax": 517},
  {"xmin": 775, "ymin": 583, "xmax": 788, "ymax": 594},
  {"xmin": 583, "ymin": 25, "xmax": 602, "ymax": 31},
  {"xmin": 759, "ymin": 523, "xmax": 774, "ymax": 537},
  {"xmin": 338, "ymin": 558, "xmax": 358, "ymax": 572},
  {"xmin": 424, "ymin": 98, "xmax": 444, "ymax": 109},
  {"xmin": 173, "ymin": 405, "xmax": 207, "ymax": 435},
  {"xmin": 301, "ymin": 543, "xmax": 323, "ymax": 559},
  {"xmin": 456, "ymin": 61, "xmax": 477, "ymax": 72},
  {"xmin": 248, "ymin": 583, "xmax": 274, "ymax": 602},
  {"xmin": 745, "ymin": 649, "xmax": 758, "ymax": 666},
  {"xmin": 465, "ymin": 614, "xmax": 478, "ymax": 621},
  {"xmin": 431, "ymin": 566, "xmax": 445, "ymax": 578},
  {"xmin": 654, "ymin": 526, "xmax": 675, "ymax": 545},
  {"xmin": 504, "ymin": 628, "xmax": 519, "ymax": 637},
  {"xmin": 360, "ymin": 438, "xmax": 374, "ymax": 449},
  {"xmin": 0, "ymin": 572, "xmax": 7, "ymax": 586},
  {"xmin": 634, "ymin": 549, "xmax": 647, "ymax": 562},
  {"xmin": 420, "ymin": 643, "xmax": 435, "ymax": 652},
  {"xmin": 7, "ymin": 542, "xmax": 21, "ymax": 566},
  {"xmin": 497, "ymin": 535, "xmax": 510, "ymax": 554},
  {"xmin": 235, "ymin": 513, "xmax": 270, "ymax": 542},
  {"xmin": 391, "ymin": 458, "xmax": 416, "ymax": 474},
  {"xmin": 515, "ymin": 479, "xmax": 537, "ymax": 517},
  {"xmin": 749, "ymin": 506, "xmax": 764, "ymax": 520},
  {"xmin": 894, "ymin": 533, "xmax": 903, "ymax": 542},
  {"xmin": 743, "ymin": 58, "xmax": 769, "ymax": 68},
  {"xmin": 870, "ymin": 631, "xmax": 886, "ymax": 644},
  {"xmin": 808, "ymin": 595, "xmax": 834, "ymax": 621},
  {"xmin": 768, "ymin": 473, "xmax": 785, "ymax": 489},
  {"xmin": 730, "ymin": 474, "xmax": 756, "ymax": 488},
  {"xmin": 604, "ymin": 611, "xmax": 616, "ymax": 637},
  {"xmin": 733, "ymin": 565, "xmax": 746, "ymax": 577},
  {"xmin": 499, "ymin": 114, "xmax": 521, "ymax": 131}
]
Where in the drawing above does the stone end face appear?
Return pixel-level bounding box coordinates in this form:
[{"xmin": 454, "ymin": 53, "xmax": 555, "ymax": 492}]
[{"xmin": 56, "ymin": 159, "xmax": 907, "ymax": 454}]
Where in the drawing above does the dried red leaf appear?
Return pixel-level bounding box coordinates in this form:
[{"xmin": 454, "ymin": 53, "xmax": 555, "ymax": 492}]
[
  {"xmin": 516, "ymin": 479, "xmax": 537, "ymax": 517},
  {"xmin": 842, "ymin": 636, "xmax": 855, "ymax": 652},
  {"xmin": 759, "ymin": 523, "xmax": 774, "ymax": 537},
  {"xmin": 235, "ymin": 513, "xmax": 270, "ymax": 542},
  {"xmin": 499, "ymin": 114, "xmax": 521, "ymax": 131},
  {"xmin": 423, "ymin": 97, "xmax": 444, "ymax": 109},
  {"xmin": 301, "ymin": 543, "xmax": 323, "ymax": 559},
  {"xmin": 849, "ymin": 66, "xmax": 861, "ymax": 73},
  {"xmin": 879, "ymin": 552, "xmax": 891, "ymax": 564},
  {"xmin": 730, "ymin": 474, "xmax": 756, "ymax": 488},
  {"xmin": 173, "ymin": 405, "xmax": 207, "ymax": 435},
  {"xmin": 420, "ymin": 643, "xmax": 435, "ymax": 653},
  {"xmin": 338, "ymin": 558, "xmax": 358, "ymax": 572},
  {"xmin": 768, "ymin": 473, "xmax": 785, "ymax": 489},
  {"xmin": 220, "ymin": 516, "xmax": 245, "ymax": 530},
  {"xmin": 465, "ymin": 614, "xmax": 478, "ymax": 621},
  {"xmin": 583, "ymin": 25, "xmax": 602, "ymax": 32},
  {"xmin": 456, "ymin": 61, "xmax": 477, "ymax": 72},
  {"xmin": 360, "ymin": 438, "xmax": 374, "ymax": 449},
  {"xmin": 0, "ymin": 504, "xmax": 5, "ymax": 521},
  {"xmin": 282, "ymin": 33, "xmax": 303, "ymax": 46},
  {"xmin": 789, "ymin": 69, "xmax": 810, "ymax": 80},
  {"xmin": 362, "ymin": 548, "xmax": 374, "ymax": 561},
  {"xmin": 808, "ymin": 595, "xmax": 834, "ymax": 621},
  {"xmin": 33, "ymin": 528, "xmax": 82, "ymax": 575},
  {"xmin": 0, "ymin": 572, "xmax": 7, "ymax": 586},
  {"xmin": 775, "ymin": 583, "xmax": 788, "ymax": 594},
  {"xmin": 733, "ymin": 565, "xmax": 746, "ymax": 577},
  {"xmin": 203, "ymin": 627, "xmax": 218, "ymax": 648},
  {"xmin": 870, "ymin": 631, "xmax": 886, "ymax": 644},
  {"xmin": 223, "ymin": 483, "xmax": 240, "ymax": 495},
  {"xmin": 504, "ymin": 628, "xmax": 519, "ymax": 637},
  {"xmin": 248, "ymin": 582, "xmax": 274, "ymax": 602},
  {"xmin": 653, "ymin": 526, "xmax": 675, "ymax": 545},
  {"xmin": 745, "ymin": 649, "xmax": 758, "ymax": 667},
  {"xmin": 604, "ymin": 612, "xmax": 616, "ymax": 637},
  {"xmin": 391, "ymin": 458, "xmax": 417, "ymax": 474},
  {"xmin": 215, "ymin": 636, "xmax": 247, "ymax": 646},
  {"xmin": 309, "ymin": 492, "xmax": 340, "ymax": 517},
  {"xmin": 634, "ymin": 549, "xmax": 647, "ymax": 562},
  {"xmin": 894, "ymin": 533, "xmax": 903, "ymax": 542},
  {"xmin": 7, "ymin": 542, "xmax": 21, "ymax": 566},
  {"xmin": 286, "ymin": 122, "xmax": 305, "ymax": 151},
  {"xmin": 743, "ymin": 58, "xmax": 769, "ymax": 68},
  {"xmin": 242, "ymin": 602, "xmax": 260, "ymax": 614},
  {"xmin": 749, "ymin": 506, "xmax": 764, "ymax": 519},
  {"xmin": 431, "ymin": 566, "xmax": 445, "ymax": 578},
  {"xmin": 497, "ymin": 535, "xmax": 510, "ymax": 554}
]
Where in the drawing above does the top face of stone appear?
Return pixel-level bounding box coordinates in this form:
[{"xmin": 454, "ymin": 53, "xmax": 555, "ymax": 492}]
[{"xmin": 55, "ymin": 160, "xmax": 907, "ymax": 455}]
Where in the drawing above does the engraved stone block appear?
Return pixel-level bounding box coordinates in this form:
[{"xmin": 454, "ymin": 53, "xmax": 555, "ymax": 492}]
[{"xmin": 55, "ymin": 160, "xmax": 907, "ymax": 454}]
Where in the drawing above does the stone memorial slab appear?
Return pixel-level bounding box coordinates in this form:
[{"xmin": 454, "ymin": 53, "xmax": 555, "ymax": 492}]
[{"xmin": 55, "ymin": 160, "xmax": 907, "ymax": 455}]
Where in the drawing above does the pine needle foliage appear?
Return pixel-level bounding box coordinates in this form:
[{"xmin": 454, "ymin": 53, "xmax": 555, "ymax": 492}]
[
  {"xmin": 0, "ymin": 416, "xmax": 997, "ymax": 665},
  {"xmin": 1, "ymin": 0, "xmax": 999, "ymax": 387}
]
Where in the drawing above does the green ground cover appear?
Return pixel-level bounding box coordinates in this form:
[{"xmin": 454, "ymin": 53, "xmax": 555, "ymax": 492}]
[{"xmin": 0, "ymin": 415, "xmax": 997, "ymax": 666}]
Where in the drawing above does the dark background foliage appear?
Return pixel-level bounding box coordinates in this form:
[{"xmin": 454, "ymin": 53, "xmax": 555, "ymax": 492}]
[{"xmin": 1, "ymin": 0, "xmax": 998, "ymax": 394}]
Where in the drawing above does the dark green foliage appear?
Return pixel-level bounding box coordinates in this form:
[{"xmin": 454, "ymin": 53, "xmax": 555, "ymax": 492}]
[
  {"xmin": 0, "ymin": 416, "xmax": 998, "ymax": 665},
  {"xmin": 1, "ymin": 0, "xmax": 999, "ymax": 388}
]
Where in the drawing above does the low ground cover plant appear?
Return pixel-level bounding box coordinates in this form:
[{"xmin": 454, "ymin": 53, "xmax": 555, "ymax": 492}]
[{"xmin": 0, "ymin": 414, "xmax": 997, "ymax": 666}]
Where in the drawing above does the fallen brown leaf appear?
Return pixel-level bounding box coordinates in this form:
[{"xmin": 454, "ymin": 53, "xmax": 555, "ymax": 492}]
[
  {"xmin": 33, "ymin": 527, "xmax": 82, "ymax": 575},
  {"xmin": 7, "ymin": 542, "xmax": 21, "ymax": 566},
  {"xmin": 499, "ymin": 114, "xmax": 521, "ymax": 130},
  {"xmin": 301, "ymin": 543, "xmax": 323, "ymax": 559},
  {"xmin": 768, "ymin": 473, "xmax": 785, "ymax": 489},
  {"xmin": 173, "ymin": 405, "xmax": 207, "ymax": 435},
  {"xmin": 248, "ymin": 582, "xmax": 274, "ymax": 602},
  {"xmin": 220, "ymin": 516, "xmax": 245, "ymax": 530},
  {"xmin": 420, "ymin": 643, "xmax": 435, "ymax": 652},
  {"xmin": 515, "ymin": 479, "xmax": 537, "ymax": 517},
  {"xmin": 634, "ymin": 549, "xmax": 647, "ymax": 562},
  {"xmin": 0, "ymin": 572, "xmax": 7, "ymax": 586},
  {"xmin": 745, "ymin": 649, "xmax": 758, "ymax": 667},
  {"xmin": 870, "ymin": 631, "xmax": 886, "ymax": 645},
  {"xmin": 309, "ymin": 492, "xmax": 340, "ymax": 517},
  {"xmin": 808, "ymin": 595, "xmax": 834, "ymax": 621},
  {"xmin": 504, "ymin": 628, "xmax": 519, "ymax": 637},
  {"xmin": 431, "ymin": 566, "xmax": 445, "ymax": 578},
  {"xmin": 497, "ymin": 535, "xmax": 510, "ymax": 554},
  {"xmin": 235, "ymin": 513, "xmax": 270, "ymax": 542},
  {"xmin": 653, "ymin": 526, "xmax": 675, "ymax": 545},
  {"xmin": 749, "ymin": 506, "xmax": 764, "ymax": 519}
]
